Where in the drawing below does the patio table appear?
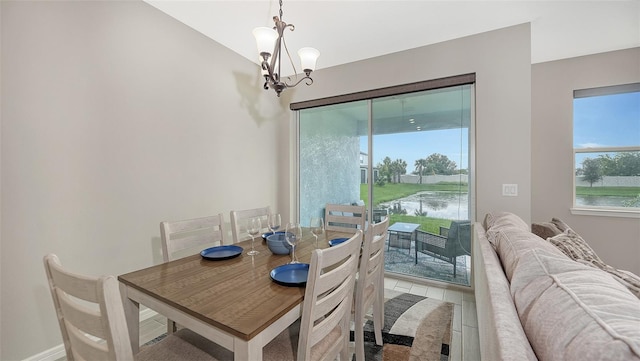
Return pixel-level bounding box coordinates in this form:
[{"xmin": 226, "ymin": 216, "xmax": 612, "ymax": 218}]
[
  {"xmin": 388, "ymin": 222, "xmax": 420, "ymax": 252},
  {"xmin": 118, "ymin": 229, "xmax": 353, "ymax": 361}
]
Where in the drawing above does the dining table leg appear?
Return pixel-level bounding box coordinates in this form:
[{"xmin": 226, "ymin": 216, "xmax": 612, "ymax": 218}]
[
  {"xmin": 234, "ymin": 338, "xmax": 262, "ymax": 361},
  {"xmin": 119, "ymin": 283, "xmax": 140, "ymax": 354}
]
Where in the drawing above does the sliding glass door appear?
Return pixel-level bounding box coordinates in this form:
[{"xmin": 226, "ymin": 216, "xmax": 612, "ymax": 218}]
[
  {"xmin": 297, "ymin": 80, "xmax": 474, "ymax": 286},
  {"xmin": 298, "ymin": 101, "xmax": 369, "ymax": 223}
]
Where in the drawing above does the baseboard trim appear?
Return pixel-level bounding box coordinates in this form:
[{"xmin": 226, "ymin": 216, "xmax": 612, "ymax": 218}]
[{"xmin": 24, "ymin": 308, "xmax": 159, "ymax": 361}]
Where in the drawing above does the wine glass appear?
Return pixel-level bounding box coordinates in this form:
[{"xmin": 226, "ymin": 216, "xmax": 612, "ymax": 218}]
[
  {"xmin": 268, "ymin": 213, "xmax": 281, "ymax": 237},
  {"xmin": 285, "ymin": 222, "xmax": 302, "ymax": 264},
  {"xmin": 247, "ymin": 217, "xmax": 261, "ymax": 256},
  {"xmin": 310, "ymin": 217, "xmax": 324, "ymax": 248}
]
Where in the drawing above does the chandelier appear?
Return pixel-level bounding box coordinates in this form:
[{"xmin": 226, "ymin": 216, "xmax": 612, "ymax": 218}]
[{"xmin": 252, "ymin": 0, "xmax": 319, "ymax": 97}]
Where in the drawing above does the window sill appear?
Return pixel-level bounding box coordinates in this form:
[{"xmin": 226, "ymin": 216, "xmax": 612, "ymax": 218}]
[{"xmin": 570, "ymin": 207, "xmax": 640, "ymax": 219}]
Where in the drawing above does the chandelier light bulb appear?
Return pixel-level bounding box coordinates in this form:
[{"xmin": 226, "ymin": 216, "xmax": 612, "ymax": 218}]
[
  {"xmin": 298, "ymin": 47, "xmax": 320, "ymax": 73},
  {"xmin": 252, "ymin": 27, "xmax": 278, "ymax": 58}
]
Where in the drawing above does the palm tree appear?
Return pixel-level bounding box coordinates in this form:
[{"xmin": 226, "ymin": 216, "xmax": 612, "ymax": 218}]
[
  {"xmin": 392, "ymin": 159, "xmax": 407, "ymax": 183},
  {"xmin": 414, "ymin": 159, "xmax": 427, "ymax": 184}
]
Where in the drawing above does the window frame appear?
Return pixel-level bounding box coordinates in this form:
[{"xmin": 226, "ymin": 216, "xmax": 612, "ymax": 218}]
[{"xmin": 571, "ymin": 83, "xmax": 640, "ymax": 219}]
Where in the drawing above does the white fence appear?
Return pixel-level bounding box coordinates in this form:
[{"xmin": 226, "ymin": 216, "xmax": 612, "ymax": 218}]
[{"xmin": 575, "ymin": 176, "xmax": 640, "ymax": 187}]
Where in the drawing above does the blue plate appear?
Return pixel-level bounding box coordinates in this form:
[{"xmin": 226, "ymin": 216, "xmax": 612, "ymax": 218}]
[
  {"xmin": 328, "ymin": 238, "xmax": 349, "ymax": 247},
  {"xmin": 262, "ymin": 231, "xmax": 285, "ymax": 240},
  {"xmin": 270, "ymin": 263, "xmax": 310, "ymax": 287},
  {"xmin": 200, "ymin": 245, "xmax": 243, "ymax": 260}
]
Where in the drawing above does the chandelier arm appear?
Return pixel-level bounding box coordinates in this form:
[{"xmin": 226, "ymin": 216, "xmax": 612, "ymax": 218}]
[
  {"xmin": 261, "ymin": 60, "xmax": 275, "ymax": 82},
  {"xmin": 268, "ymin": 40, "xmax": 282, "ymax": 83},
  {"xmin": 281, "ymin": 35, "xmax": 299, "ymax": 81},
  {"xmin": 283, "ymin": 75, "xmax": 313, "ymax": 88}
]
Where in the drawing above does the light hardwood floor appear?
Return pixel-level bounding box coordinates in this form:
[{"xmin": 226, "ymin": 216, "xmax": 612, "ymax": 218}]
[{"xmin": 134, "ymin": 275, "xmax": 481, "ymax": 361}]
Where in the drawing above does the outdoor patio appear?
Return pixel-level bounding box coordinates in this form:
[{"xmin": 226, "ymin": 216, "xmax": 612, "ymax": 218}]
[{"xmin": 384, "ymin": 237, "xmax": 471, "ymax": 287}]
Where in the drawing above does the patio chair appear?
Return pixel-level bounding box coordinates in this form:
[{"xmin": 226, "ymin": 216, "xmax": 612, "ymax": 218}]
[{"xmin": 414, "ymin": 220, "xmax": 471, "ymax": 277}]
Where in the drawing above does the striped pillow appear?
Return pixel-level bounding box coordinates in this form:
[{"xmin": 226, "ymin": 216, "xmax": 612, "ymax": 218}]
[
  {"xmin": 548, "ymin": 229, "xmax": 640, "ymax": 298},
  {"xmin": 547, "ymin": 229, "xmax": 603, "ymax": 264}
]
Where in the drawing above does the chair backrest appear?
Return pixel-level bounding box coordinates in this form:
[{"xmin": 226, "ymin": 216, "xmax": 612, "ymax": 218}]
[
  {"xmin": 43, "ymin": 254, "xmax": 133, "ymax": 361},
  {"xmin": 448, "ymin": 220, "xmax": 472, "ymax": 256},
  {"xmin": 229, "ymin": 206, "xmax": 271, "ymax": 243},
  {"xmin": 298, "ymin": 229, "xmax": 363, "ymax": 361},
  {"xmin": 355, "ymin": 217, "xmax": 389, "ymax": 308},
  {"xmin": 161, "ymin": 214, "xmax": 226, "ymax": 262},
  {"xmin": 324, "ymin": 204, "xmax": 366, "ymax": 232}
]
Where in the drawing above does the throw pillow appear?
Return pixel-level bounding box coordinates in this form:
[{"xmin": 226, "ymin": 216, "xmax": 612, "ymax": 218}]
[
  {"xmin": 548, "ymin": 230, "xmax": 640, "ymax": 299},
  {"xmin": 550, "ymin": 217, "xmax": 572, "ymax": 233},
  {"xmin": 547, "ymin": 229, "xmax": 603, "ymax": 264},
  {"xmin": 531, "ymin": 222, "xmax": 563, "ymax": 240}
]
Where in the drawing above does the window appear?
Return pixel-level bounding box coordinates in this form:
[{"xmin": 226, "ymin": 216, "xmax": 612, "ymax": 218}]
[{"xmin": 573, "ymin": 83, "xmax": 640, "ymax": 216}]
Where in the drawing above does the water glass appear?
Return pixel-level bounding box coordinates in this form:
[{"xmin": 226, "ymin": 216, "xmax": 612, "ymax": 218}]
[
  {"xmin": 285, "ymin": 222, "xmax": 302, "ymax": 264},
  {"xmin": 310, "ymin": 217, "xmax": 324, "ymax": 248},
  {"xmin": 268, "ymin": 213, "xmax": 281, "ymax": 236},
  {"xmin": 247, "ymin": 217, "xmax": 261, "ymax": 256}
]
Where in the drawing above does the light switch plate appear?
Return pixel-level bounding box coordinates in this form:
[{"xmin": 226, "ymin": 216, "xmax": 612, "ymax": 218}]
[{"xmin": 502, "ymin": 184, "xmax": 518, "ymax": 196}]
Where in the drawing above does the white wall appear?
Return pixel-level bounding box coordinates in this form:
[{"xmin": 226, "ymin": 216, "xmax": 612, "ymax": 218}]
[
  {"xmin": 289, "ymin": 24, "xmax": 533, "ymax": 225},
  {"xmin": 532, "ymin": 48, "xmax": 640, "ymax": 275},
  {"xmin": 1, "ymin": 2, "xmax": 288, "ymax": 359}
]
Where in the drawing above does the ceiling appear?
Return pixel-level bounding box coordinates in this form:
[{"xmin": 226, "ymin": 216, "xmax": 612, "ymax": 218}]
[{"xmin": 146, "ymin": 0, "xmax": 639, "ymax": 75}]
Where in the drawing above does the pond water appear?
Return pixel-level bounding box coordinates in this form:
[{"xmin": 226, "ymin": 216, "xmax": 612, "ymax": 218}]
[
  {"xmin": 378, "ymin": 192, "xmax": 637, "ymax": 220},
  {"xmin": 379, "ymin": 191, "xmax": 469, "ymax": 221},
  {"xmin": 576, "ymin": 195, "xmax": 638, "ymax": 207}
]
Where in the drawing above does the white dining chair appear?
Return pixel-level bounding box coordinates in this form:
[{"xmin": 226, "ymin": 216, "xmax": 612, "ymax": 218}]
[
  {"xmin": 161, "ymin": 214, "xmax": 227, "ymax": 262},
  {"xmin": 263, "ymin": 229, "xmax": 363, "ymax": 361},
  {"xmin": 43, "ymin": 253, "xmax": 231, "ymax": 361},
  {"xmin": 353, "ymin": 217, "xmax": 389, "ymax": 361},
  {"xmin": 160, "ymin": 213, "xmax": 226, "ymax": 334},
  {"xmin": 324, "ymin": 203, "xmax": 366, "ymax": 233},
  {"xmin": 229, "ymin": 206, "xmax": 271, "ymax": 243}
]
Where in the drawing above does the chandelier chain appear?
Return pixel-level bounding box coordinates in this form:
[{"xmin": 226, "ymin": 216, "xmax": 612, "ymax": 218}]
[{"xmin": 279, "ymin": 0, "xmax": 283, "ymax": 20}]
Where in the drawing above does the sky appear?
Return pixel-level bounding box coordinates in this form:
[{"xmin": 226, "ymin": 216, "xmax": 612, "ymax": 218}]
[
  {"xmin": 574, "ymin": 90, "xmax": 639, "ymax": 166},
  {"xmin": 359, "ymin": 90, "xmax": 639, "ymax": 172},
  {"xmin": 574, "ymin": 91, "xmax": 639, "ymax": 148},
  {"xmin": 360, "ymin": 127, "xmax": 469, "ymax": 171}
]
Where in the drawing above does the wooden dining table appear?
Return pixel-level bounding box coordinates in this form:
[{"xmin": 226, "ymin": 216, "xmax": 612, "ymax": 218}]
[{"xmin": 118, "ymin": 229, "xmax": 354, "ymax": 361}]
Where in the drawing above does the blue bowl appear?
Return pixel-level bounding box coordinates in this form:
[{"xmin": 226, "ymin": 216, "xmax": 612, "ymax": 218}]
[{"xmin": 266, "ymin": 233, "xmax": 292, "ymax": 255}]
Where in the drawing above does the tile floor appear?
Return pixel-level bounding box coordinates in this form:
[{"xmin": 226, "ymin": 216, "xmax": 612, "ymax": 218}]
[{"xmin": 135, "ymin": 275, "xmax": 481, "ymax": 361}]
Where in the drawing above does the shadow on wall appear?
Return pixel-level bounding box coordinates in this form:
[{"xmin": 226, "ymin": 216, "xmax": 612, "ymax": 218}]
[{"xmin": 232, "ymin": 67, "xmax": 294, "ymax": 125}]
